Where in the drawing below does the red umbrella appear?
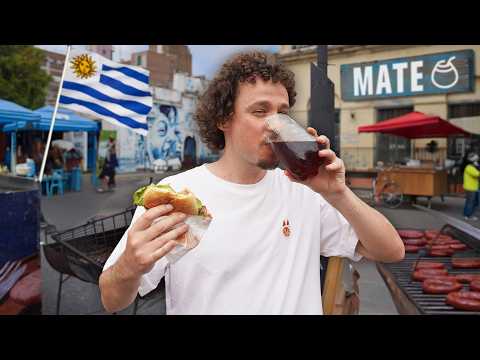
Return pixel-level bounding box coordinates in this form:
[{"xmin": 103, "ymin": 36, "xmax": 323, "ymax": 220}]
[{"xmin": 357, "ymin": 111, "xmax": 471, "ymax": 139}]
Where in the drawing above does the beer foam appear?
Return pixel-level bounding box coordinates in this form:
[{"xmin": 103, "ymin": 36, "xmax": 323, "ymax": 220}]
[{"xmin": 265, "ymin": 114, "xmax": 315, "ymax": 142}]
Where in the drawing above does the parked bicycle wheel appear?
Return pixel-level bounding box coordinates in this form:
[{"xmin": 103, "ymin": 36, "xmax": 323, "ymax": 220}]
[{"xmin": 380, "ymin": 182, "xmax": 403, "ymax": 208}]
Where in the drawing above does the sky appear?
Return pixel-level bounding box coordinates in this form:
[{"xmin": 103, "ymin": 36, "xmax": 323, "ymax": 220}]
[{"xmin": 36, "ymin": 45, "xmax": 280, "ymax": 79}]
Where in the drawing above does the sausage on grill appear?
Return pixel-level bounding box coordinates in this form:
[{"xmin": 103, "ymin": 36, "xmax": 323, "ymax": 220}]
[
  {"xmin": 422, "ymin": 278, "xmax": 463, "ymax": 294},
  {"xmin": 404, "ymin": 238, "xmax": 427, "ymax": 246},
  {"xmin": 405, "ymin": 245, "xmax": 421, "ymax": 253},
  {"xmin": 425, "ymin": 231, "xmax": 453, "ymax": 242},
  {"xmin": 424, "ymin": 230, "xmax": 439, "ymax": 240},
  {"xmin": 454, "ymin": 274, "xmax": 480, "ymax": 284},
  {"xmin": 429, "ymin": 239, "xmax": 462, "ymax": 246},
  {"xmin": 429, "ymin": 249, "xmax": 455, "ymax": 257},
  {"xmin": 411, "ymin": 269, "xmax": 449, "ymax": 282},
  {"xmin": 413, "ymin": 261, "xmax": 446, "ymax": 270},
  {"xmin": 427, "ymin": 244, "xmax": 452, "ymax": 251},
  {"xmin": 452, "ymin": 258, "xmax": 480, "ymax": 269},
  {"xmin": 449, "ymin": 244, "xmax": 468, "ymax": 251},
  {"xmin": 446, "ymin": 291, "xmax": 480, "ymax": 311},
  {"xmin": 398, "ymin": 230, "xmax": 424, "ymax": 239}
]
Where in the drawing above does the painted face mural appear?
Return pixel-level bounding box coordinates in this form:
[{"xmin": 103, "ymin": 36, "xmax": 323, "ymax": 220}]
[
  {"xmin": 147, "ymin": 105, "xmax": 183, "ymax": 161},
  {"xmin": 115, "ymin": 97, "xmax": 220, "ymax": 172}
]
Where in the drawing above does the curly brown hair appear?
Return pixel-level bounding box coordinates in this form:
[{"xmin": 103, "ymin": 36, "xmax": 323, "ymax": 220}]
[{"xmin": 194, "ymin": 51, "xmax": 296, "ymax": 151}]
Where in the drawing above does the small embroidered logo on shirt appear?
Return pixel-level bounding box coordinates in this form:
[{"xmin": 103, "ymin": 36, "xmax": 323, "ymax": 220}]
[{"xmin": 282, "ymin": 219, "xmax": 291, "ymax": 237}]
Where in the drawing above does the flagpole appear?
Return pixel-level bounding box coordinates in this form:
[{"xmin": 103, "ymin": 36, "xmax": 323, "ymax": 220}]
[{"xmin": 38, "ymin": 45, "xmax": 72, "ymax": 183}]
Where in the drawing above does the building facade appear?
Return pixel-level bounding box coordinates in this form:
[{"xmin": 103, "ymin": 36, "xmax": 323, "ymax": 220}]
[
  {"xmin": 277, "ymin": 45, "xmax": 480, "ymax": 170},
  {"xmin": 40, "ymin": 50, "xmax": 65, "ymax": 106},
  {"xmin": 127, "ymin": 45, "xmax": 192, "ymax": 88},
  {"xmin": 86, "ymin": 45, "xmax": 113, "ymax": 60}
]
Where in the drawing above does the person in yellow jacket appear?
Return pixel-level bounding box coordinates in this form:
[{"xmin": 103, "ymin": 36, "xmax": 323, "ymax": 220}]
[{"xmin": 463, "ymin": 152, "xmax": 480, "ymax": 220}]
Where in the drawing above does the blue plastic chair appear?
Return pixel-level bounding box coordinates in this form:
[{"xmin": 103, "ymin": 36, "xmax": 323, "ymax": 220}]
[{"xmin": 49, "ymin": 169, "xmax": 64, "ymax": 196}]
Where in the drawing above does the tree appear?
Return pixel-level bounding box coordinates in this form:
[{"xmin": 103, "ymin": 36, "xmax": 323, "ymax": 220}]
[{"xmin": 0, "ymin": 45, "xmax": 52, "ymax": 109}]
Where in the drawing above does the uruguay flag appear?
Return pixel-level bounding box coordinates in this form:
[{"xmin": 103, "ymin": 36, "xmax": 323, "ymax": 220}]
[{"xmin": 59, "ymin": 49, "xmax": 152, "ymax": 136}]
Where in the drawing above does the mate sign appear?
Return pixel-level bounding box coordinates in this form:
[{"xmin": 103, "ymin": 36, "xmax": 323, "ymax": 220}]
[{"xmin": 341, "ymin": 50, "xmax": 475, "ymax": 101}]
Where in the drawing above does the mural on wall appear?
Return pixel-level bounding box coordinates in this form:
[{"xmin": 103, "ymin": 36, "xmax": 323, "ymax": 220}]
[
  {"xmin": 147, "ymin": 105, "xmax": 183, "ymax": 162},
  {"xmin": 135, "ymin": 133, "xmax": 149, "ymax": 170},
  {"xmin": 117, "ymin": 127, "xmax": 141, "ymax": 173},
  {"xmin": 114, "ymin": 78, "xmax": 221, "ymax": 173}
]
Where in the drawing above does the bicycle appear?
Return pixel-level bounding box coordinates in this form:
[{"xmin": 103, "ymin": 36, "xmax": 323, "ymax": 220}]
[{"xmin": 372, "ymin": 166, "xmax": 404, "ymax": 208}]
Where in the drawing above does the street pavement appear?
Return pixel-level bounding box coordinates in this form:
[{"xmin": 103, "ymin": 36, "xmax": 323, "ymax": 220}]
[
  {"xmin": 41, "ymin": 170, "xmax": 175, "ymax": 315},
  {"xmin": 40, "ymin": 170, "xmax": 479, "ymax": 315}
]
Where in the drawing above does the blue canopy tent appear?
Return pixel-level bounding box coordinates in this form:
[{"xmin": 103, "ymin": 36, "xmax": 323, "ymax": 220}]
[
  {"xmin": 2, "ymin": 105, "xmax": 99, "ymax": 185},
  {"xmin": 0, "ymin": 99, "xmax": 41, "ymax": 173},
  {"xmin": 0, "ymin": 99, "xmax": 40, "ymax": 123}
]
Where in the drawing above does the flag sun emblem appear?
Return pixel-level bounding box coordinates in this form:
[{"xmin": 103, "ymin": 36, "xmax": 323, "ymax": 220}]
[{"xmin": 70, "ymin": 54, "xmax": 97, "ymax": 79}]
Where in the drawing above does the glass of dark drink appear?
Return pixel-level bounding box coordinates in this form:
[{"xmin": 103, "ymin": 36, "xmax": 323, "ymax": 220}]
[{"xmin": 265, "ymin": 114, "xmax": 325, "ymax": 181}]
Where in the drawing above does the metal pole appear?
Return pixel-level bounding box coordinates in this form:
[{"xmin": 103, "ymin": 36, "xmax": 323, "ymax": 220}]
[
  {"xmin": 10, "ymin": 131, "xmax": 16, "ymax": 175},
  {"xmin": 92, "ymin": 133, "xmax": 97, "ymax": 187},
  {"xmin": 310, "ymin": 45, "xmax": 337, "ymax": 154},
  {"xmin": 38, "ymin": 45, "xmax": 72, "ymax": 183},
  {"xmin": 312, "ymin": 45, "xmax": 337, "ymax": 292},
  {"xmin": 317, "ymin": 45, "xmax": 327, "ymax": 74}
]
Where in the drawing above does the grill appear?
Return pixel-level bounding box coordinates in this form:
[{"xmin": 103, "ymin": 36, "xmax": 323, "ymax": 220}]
[
  {"xmin": 42, "ymin": 206, "xmax": 136, "ymax": 314},
  {"xmin": 378, "ymin": 206, "xmax": 480, "ymax": 315}
]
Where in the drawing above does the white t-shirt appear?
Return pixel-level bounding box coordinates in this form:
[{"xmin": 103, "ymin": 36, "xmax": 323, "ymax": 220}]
[{"xmin": 103, "ymin": 164, "xmax": 362, "ymax": 315}]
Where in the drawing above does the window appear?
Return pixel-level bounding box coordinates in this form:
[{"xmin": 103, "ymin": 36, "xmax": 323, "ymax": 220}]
[
  {"xmin": 136, "ymin": 55, "xmax": 142, "ymax": 66},
  {"xmin": 447, "ymin": 103, "xmax": 480, "ymax": 159},
  {"xmin": 448, "ymin": 103, "xmax": 480, "ymax": 118},
  {"xmin": 375, "ymin": 107, "xmax": 413, "ymax": 165}
]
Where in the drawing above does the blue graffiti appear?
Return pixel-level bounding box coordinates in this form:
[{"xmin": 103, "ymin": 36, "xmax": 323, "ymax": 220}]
[{"xmin": 147, "ymin": 105, "xmax": 183, "ymax": 161}]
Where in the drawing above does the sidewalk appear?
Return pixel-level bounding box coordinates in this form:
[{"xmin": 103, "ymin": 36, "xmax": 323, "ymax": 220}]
[{"xmin": 41, "ymin": 170, "xmax": 178, "ymax": 315}]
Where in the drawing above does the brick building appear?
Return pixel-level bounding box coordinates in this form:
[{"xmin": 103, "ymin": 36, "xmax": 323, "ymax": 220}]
[
  {"xmin": 127, "ymin": 45, "xmax": 192, "ymax": 88},
  {"xmin": 40, "ymin": 50, "xmax": 65, "ymax": 105},
  {"xmin": 87, "ymin": 45, "xmax": 113, "ymax": 60}
]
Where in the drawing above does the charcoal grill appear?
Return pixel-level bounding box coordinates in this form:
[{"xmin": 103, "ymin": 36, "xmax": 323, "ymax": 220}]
[
  {"xmin": 42, "ymin": 206, "xmax": 137, "ymax": 314},
  {"xmin": 377, "ymin": 205, "xmax": 480, "ymax": 315}
]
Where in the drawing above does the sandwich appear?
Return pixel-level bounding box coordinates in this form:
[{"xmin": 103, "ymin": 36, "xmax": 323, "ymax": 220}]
[{"xmin": 133, "ymin": 183, "xmax": 211, "ymax": 218}]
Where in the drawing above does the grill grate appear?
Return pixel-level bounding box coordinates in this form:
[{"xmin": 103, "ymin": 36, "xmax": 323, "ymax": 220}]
[
  {"xmin": 383, "ymin": 224, "xmax": 480, "ymax": 315},
  {"xmin": 45, "ymin": 207, "xmax": 136, "ymax": 284}
]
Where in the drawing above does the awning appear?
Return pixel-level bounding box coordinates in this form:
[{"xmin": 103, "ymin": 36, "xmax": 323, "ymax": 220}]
[
  {"xmin": 2, "ymin": 105, "xmax": 99, "ymax": 133},
  {"xmin": 357, "ymin": 111, "xmax": 471, "ymax": 139},
  {"xmin": 0, "ymin": 99, "xmax": 40, "ymax": 125}
]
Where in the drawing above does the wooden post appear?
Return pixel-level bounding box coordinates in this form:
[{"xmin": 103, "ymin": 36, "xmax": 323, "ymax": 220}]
[{"xmin": 322, "ymin": 256, "xmax": 344, "ymax": 315}]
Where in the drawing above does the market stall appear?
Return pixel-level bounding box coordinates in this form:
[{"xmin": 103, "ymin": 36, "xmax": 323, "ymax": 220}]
[
  {"xmin": 3, "ymin": 106, "xmax": 99, "ymax": 187},
  {"xmin": 0, "ymin": 99, "xmax": 41, "ymax": 172},
  {"xmin": 358, "ymin": 112, "xmax": 472, "ymax": 205}
]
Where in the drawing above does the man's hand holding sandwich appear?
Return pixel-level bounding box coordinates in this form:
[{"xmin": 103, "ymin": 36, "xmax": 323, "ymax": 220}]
[{"xmin": 99, "ymin": 184, "xmax": 210, "ymax": 312}]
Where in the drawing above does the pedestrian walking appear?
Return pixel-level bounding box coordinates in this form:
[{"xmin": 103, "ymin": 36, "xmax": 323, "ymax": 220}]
[
  {"xmin": 462, "ymin": 152, "xmax": 480, "ymax": 220},
  {"xmin": 97, "ymin": 136, "xmax": 118, "ymax": 192}
]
